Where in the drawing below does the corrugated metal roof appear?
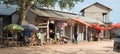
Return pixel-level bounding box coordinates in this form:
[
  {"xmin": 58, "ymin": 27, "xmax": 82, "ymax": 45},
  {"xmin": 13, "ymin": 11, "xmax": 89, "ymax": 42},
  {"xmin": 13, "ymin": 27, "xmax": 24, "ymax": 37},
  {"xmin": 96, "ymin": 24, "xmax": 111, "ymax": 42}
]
[
  {"xmin": 52, "ymin": 11, "xmax": 104, "ymax": 25},
  {"xmin": 30, "ymin": 8, "xmax": 64, "ymax": 18},
  {"xmin": 51, "ymin": 11, "xmax": 79, "ymax": 19},
  {"xmin": 30, "ymin": 8, "xmax": 73, "ymax": 24},
  {"xmin": 0, "ymin": 4, "xmax": 18, "ymax": 15},
  {"xmin": 30, "ymin": 8, "xmax": 104, "ymax": 25}
]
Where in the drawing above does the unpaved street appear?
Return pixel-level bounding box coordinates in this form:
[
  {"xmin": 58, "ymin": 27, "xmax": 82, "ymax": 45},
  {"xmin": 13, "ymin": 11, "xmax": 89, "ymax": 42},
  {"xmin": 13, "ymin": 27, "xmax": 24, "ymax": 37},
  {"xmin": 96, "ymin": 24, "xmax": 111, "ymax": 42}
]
[{"xmin": 0, "ymin": 40, "xmax": 119, "ymax": 54}]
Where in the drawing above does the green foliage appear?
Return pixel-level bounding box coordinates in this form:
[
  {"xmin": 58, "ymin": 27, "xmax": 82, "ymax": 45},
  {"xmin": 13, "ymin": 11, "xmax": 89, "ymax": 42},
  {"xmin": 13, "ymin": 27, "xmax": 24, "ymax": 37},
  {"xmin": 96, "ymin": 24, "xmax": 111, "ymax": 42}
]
[
  {"xmin": 35, "ymin": 0, "xmax": 83, "ymax": 9},
  {"xmin": 4, "ymin": 0, "xmax": 83, "ymax": 10}
]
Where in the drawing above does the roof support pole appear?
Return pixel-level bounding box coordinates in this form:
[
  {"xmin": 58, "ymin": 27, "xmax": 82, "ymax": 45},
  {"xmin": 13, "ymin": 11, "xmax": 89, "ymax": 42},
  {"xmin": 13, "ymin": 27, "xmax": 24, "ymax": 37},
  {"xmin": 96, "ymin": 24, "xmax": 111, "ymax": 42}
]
[
  {"xmin": 47, "ymin": 20, "xmax": 49, "ymax": 39},
  {"xmin": 70, "ymin": 26, "xmax": 73, "ymax": 40},
  {"xmin": 85, "ymin": 26, "xmax": 88, "ymax": 41}
]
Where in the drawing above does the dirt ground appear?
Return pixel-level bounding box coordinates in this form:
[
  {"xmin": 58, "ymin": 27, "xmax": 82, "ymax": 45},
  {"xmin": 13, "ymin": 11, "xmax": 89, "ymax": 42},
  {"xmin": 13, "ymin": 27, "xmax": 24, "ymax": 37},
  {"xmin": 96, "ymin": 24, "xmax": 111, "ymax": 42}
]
[{"xmin": 0, "ymin": 40, "xmax": 119, "ymax": 54}]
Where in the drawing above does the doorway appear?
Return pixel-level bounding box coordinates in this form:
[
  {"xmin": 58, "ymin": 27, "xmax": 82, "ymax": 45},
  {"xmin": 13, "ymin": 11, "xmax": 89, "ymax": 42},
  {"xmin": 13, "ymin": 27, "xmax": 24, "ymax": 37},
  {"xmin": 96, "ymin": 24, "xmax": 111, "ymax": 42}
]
[
  {"xmin": 74, "ymin": 25, "xmax": 78, "ymax": 34},
  {"xmin": 0, "ymin": 17, "xmax": 3, "ymax": 35},
  {"xmin": 49, "ymin": 23, "xmax": 55, "ymax": 39}
]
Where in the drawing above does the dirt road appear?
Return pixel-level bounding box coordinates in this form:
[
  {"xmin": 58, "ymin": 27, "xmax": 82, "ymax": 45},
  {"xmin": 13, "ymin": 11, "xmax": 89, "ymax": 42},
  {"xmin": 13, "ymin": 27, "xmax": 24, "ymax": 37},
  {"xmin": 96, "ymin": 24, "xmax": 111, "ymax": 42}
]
[{"xmin": 0, "ymin": 40, "xmax": 119, "ymax": 54}]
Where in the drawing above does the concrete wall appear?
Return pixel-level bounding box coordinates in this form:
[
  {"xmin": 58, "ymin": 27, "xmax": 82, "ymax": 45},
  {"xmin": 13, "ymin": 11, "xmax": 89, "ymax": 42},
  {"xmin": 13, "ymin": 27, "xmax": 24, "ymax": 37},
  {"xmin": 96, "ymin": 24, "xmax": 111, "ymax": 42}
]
[{"xmin": 83, "ymin": 4, "xmax": 111, "ymax": 22}]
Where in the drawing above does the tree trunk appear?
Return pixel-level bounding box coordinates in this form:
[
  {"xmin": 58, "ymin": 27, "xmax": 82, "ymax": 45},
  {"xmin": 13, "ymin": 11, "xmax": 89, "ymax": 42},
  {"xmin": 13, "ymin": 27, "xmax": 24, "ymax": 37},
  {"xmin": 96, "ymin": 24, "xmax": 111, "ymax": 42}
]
[
  {"xmin": 17, "ymin": 0, "xmax": 35, "ymax": 25},
  {"xmin": 17, "ymin": 0, "xmax": 27, "ymax": 25},
  {"xmin": 18, "ymin": 10, "xmax": 27, "ymax": 25}
]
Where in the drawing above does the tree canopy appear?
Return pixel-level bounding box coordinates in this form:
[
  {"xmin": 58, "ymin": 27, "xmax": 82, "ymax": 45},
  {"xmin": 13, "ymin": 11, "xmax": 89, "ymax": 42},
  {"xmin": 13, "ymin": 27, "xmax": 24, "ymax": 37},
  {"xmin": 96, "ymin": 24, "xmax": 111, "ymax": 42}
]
[{"xmin": 3, "ymin": 0, "xmax": 84, "ymax": 24}]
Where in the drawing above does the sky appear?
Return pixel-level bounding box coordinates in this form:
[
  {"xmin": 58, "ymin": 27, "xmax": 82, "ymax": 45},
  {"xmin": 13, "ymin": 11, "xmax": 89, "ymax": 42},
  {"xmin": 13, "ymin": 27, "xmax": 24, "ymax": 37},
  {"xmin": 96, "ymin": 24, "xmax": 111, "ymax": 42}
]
[{"xmin": 54, "ymin": 0, "xmax": 120, "ymax": 24}]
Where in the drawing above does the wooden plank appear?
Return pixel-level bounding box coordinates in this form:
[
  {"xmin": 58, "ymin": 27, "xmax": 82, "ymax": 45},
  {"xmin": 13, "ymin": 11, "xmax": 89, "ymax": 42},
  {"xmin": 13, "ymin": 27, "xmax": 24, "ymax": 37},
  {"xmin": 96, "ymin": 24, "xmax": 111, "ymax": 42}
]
[
  {"xmin": 38, "ymin": 26, "xmax": 47, "ymax": 28},
  {"xmin": 38, "ymin": 23, "xmax": 47, "ymax": 25},
  {"xmin": 47, "ymin": 20, "xmax": 49, "ymax": 39}
]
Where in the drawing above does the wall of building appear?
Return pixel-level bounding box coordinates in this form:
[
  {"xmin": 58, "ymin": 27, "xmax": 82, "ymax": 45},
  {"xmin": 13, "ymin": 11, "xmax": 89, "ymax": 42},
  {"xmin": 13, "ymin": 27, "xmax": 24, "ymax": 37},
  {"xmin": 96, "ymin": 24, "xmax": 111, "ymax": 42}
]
[
  {"xmin": 65, "ymin": 25, "xmax": 71, "ymax": 38},
  {"xmin": 12, "ymin": 13, "xmax": 19, "ymax": 24},
  {"xmin": 26, "ymin": 11, "xmax": 37, "ymax": 25},
  {"xmin": 84, "ymin": 4, "xmax": 110, "ymax": 22}
]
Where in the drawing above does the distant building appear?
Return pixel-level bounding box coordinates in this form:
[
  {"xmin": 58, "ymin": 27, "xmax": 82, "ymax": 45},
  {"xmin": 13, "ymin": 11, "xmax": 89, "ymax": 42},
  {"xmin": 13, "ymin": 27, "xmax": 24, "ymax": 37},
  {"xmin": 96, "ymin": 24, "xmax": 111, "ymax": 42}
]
[
  {"xmin": 80, "ymin": 2, "xmax": 112, "ymax": 24},
  {"xmin": 80, "ymin": 2, "xmax": 112, "ymax": 39}
]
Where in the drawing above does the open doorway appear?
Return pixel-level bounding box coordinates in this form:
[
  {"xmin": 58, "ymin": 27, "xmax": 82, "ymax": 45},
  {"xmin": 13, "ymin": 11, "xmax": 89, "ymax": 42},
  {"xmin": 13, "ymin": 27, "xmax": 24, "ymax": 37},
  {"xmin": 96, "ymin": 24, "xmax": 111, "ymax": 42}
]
[
  {"xmin": 49, "ymin": 23, "xmax": 55, "ymax": 39},
  {"xmin": 74, "ymin": 25, "xmax": 77, "ymax": 34}
]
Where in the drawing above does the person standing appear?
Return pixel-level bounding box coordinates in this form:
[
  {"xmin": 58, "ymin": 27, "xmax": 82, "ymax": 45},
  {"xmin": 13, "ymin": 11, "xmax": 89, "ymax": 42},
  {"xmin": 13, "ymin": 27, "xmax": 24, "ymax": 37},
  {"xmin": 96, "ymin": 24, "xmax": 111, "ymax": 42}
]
[
  {"xmin": 74, "ymin": 33, "xmax": 78, "ymax": 44},
  {"xmin": 36, "ymin": 31, "xmax": 42, "ymax": 46}
]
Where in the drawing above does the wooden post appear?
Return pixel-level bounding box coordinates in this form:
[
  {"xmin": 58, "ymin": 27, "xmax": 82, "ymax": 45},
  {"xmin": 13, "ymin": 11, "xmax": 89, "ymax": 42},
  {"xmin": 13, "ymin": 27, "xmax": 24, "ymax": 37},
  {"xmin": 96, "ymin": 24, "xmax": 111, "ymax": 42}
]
[
  {"xmin": 70, "ymin": 26, "xmax": 73, "ymax": 40},
  {"xmin": 77, "ymin": 25, "xmax": 79, "ymax": 34},
  {"xmin": 71, "ymin": 22, "xmax": 74, "ymax": 41},
  {"xmin": 77, "ymin": 25, "xmax": 79, "ymax": 41},
  {"xmin": 47, "ymin": 20, "xmax": 49, "ymax": 39},
  {"xmin": 86, "ymin": 26, "xmax": 88, "ymax": 41},
  {"xmin": 82, "ymin": 26, "xmax": 85, "ymax": 41}
]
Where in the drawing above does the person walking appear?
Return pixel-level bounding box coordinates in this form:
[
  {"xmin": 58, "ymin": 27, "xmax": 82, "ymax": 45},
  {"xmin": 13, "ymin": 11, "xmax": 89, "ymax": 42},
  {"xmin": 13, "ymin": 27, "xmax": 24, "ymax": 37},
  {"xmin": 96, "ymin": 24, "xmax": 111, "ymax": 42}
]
[{"xmin": 74, "ymin": 33, "xmax": 78, "ymax": 44}]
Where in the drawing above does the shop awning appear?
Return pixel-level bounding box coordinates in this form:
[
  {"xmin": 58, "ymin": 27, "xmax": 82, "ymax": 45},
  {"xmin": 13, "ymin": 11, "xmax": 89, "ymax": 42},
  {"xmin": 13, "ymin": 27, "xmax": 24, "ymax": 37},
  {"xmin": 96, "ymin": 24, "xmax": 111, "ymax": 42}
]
[
  {"xmin": 70, "ymin": 18, "xmax": 92, "ymax": 27},
  {"xmin": 30, "ymin": 8, "xmax": 72, "ymax": 23},
  {"xmin": 93, "ymin": 24, "xmax": 111, "ymax": 30},
  {"xmin": 112, "ymin": 23, "xmax": 120, "ymax": 28},
  {"xmin": 30, "ymin": 8, "xmax": 65, "ymax": 19}
]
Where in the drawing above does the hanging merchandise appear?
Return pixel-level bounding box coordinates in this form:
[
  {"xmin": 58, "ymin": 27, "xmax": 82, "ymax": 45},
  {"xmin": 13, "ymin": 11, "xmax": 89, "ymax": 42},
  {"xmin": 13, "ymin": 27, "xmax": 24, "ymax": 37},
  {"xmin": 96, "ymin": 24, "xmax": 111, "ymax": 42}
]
[{"xmin": 57, "ymin": 21, "xmax": 61, "ymax": 27}]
